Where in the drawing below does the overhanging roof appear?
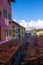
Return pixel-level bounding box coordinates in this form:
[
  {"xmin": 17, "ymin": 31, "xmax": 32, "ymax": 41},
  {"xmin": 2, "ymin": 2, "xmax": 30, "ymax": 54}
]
[{"xmin": 10, "ymin": 0, "xmax": 16, "ymax": 2}]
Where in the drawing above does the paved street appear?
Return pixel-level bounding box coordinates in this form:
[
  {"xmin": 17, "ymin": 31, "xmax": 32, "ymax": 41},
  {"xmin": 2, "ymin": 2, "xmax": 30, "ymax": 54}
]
[{"xmin": 0, "ymin": 36, "xmax": 43, "ymax": 65}]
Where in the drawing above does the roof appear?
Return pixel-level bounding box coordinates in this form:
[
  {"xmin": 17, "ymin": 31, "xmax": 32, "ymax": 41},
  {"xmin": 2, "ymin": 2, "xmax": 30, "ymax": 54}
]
[
  {"xmin": 12, "ymin": 20, "xmax": 25, "ymax": 29},
  {"xmin": 10, "ymin": 0, "xmax": 16, "ymax": 2},
  {"xmin": 0, "ymin": 40, "xmax": 22, "ymax": 64}
]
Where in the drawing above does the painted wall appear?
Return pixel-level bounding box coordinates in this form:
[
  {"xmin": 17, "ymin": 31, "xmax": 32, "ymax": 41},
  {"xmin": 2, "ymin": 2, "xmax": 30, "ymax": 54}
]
[
  {"xmin": 0, "ymin": 0, "xmax": 12, "ymax": 42},
  {"xmin": 12, "ymin": 21, "xmax": 25, "ymax": 40},
  {"xmin": 12, "ymin": 21, "xmax": 20, "ymax": 40}
]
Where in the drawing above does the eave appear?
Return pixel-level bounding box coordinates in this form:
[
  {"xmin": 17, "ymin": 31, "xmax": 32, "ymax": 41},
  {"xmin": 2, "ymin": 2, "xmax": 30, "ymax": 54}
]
[{"xmin": 10, "ymin": 0, "xmax": 16, "ymax": 2}]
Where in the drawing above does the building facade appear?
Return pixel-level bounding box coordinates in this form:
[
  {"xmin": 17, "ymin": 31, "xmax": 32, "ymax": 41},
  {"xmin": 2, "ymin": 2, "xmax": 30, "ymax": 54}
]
[
  {"xmin": 36, "ymin": 29, "xmax": 43, "ymax": 36},
  {"xmin": 0, "ymin": 0, "xmax": 15, "ymax": 42},
  {"xmin": 20, "ymin": 26, "xmax": 25, "ymax": 39},
  {"xmin": 29, "ymin": 29, "xmax": 43, "ymax": 36},
  {"xmin": 12, "ymin": 21, "xmax": 25, "ymax": 40}
]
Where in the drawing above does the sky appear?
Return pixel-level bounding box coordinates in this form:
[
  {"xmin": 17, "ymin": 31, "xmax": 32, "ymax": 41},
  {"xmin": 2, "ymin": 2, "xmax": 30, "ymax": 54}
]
[{"xmin": 11, "ymin": 0, "xmax": 43, "ymax": 30}]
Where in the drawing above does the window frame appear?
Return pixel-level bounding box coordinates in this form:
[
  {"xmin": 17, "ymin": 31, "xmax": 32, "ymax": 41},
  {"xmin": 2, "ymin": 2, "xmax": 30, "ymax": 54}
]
[
  {"xmin": 8, "ymin": 13, "xmax": 11, "ymax": 20},
  {"xmin": 7, "ymin": 0, "xmax": 11, "ymax": 5},
  {"xmin": 4, "ymin": 29, "xmax": 8, "ymax": 36},
  {"xmin": 9, "ymin": 30, "xmax": 11, "ymax": 36},
  {"xmin": 12, "ymin": 26, "xmax": 15, "ymax": 32},
  {"xmin": 3, "ymin": 9, "xmax": 7, "ymax": 18},
  {"xmin": 0, "ymin": 11, "xmax": 1, "ymax": 18}
]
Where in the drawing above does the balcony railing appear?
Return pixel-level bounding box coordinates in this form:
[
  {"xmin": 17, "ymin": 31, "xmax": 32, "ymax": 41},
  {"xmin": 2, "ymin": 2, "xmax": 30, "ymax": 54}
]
[{"xmin": 5, "ymin": 18, "xmax": 9, "ymax": 26}]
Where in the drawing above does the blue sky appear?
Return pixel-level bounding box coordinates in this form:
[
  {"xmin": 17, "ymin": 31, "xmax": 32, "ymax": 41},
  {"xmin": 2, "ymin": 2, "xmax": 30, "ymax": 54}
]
[{"xmin": 11, "ymin": 0, "xmax": 43, "ymax": 30}]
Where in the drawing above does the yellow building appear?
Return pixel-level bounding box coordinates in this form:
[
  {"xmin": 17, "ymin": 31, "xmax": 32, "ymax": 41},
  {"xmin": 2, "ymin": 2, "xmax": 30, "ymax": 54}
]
[
  {"xmin": 20, "ymin": 26, "xmax": 25, "ymax": 38},
  {"xmin": 12, "ymin": 21, "xmax": 25, "ymax": 40},
  {"xmin": 12, "ymin": 21, "xmax": 16, "ymax": 39}
]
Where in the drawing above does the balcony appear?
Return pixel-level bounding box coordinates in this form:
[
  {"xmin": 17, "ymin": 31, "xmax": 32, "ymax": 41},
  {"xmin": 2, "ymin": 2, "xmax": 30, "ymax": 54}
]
[
  {"xmin": 5, "ymin": 18, "xmax": 12, "ymax": 29},
  {"xmin": 5, "ymin": 18, "xmax": 9, "ymax": 26}
]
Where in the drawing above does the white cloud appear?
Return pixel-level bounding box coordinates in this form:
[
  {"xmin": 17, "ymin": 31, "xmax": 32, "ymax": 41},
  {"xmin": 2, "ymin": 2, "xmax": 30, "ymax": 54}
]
[
  {"xmin": 13, "ymin": 19, "xmax": 17, "ymax": 22},
  {"xmin": 19, "ymin": 20, "xmax": 27, "ymax": 28},
  {"xmin": 19, "ymin": 19, "xmax": 43, "ymax": 30}
]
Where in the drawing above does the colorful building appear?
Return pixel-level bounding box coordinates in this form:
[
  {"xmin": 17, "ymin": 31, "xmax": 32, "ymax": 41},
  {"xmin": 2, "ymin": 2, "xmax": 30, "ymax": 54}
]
[
  {"xmin": 20, "ymin": 26, "xmax": 25, "ymax": 38},
  {"xmin": 12, "ymin": 21, "xmax": 25, "ymax": 40},
  {"xmin": 28, "ymin": 29, "xmax": 43, "ymax": 36},
  {"xmin": 0, "ymin": 0, "xmax": 15, "ymax": 42},
  {"xmin": 36, "ymin": 29, "xmax": 43, "ymax": 36}
]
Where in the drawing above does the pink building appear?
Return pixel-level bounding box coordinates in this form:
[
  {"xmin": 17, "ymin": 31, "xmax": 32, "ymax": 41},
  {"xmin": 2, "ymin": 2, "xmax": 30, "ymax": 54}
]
[{"xmin": 0, "ymin": 0, "xmax": 15, "ymax": 43}]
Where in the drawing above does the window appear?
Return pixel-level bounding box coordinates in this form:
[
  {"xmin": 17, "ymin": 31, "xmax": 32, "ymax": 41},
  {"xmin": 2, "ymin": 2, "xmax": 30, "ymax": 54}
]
[
  {"xmin": 13, "ymin": 35, "xmax": 16, "ymax": 39},
  {"xmin": 12, "ymin": 26, "xmax": 15, "ymax": 32},
  {"xmin": 9, "ymin": 30, "xmax": 11, "ymax": 36},
  {"xmin": 8, "ymin": 13, "xmax": 11, "ymax": 20},
  {"xmin": 4, "ymin": 30, "xmax": 8, "ymax": 36},
  {"xmin": 3, "ymin": 10, "xmax": 7, "ymax": 18},
  {"xmin": 7, "ymin": 0, "xmax": 11, "ymax": 5},
  {"xmin": 0, "ymin": 11, "xmax": 1, "ymax": 18}
]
